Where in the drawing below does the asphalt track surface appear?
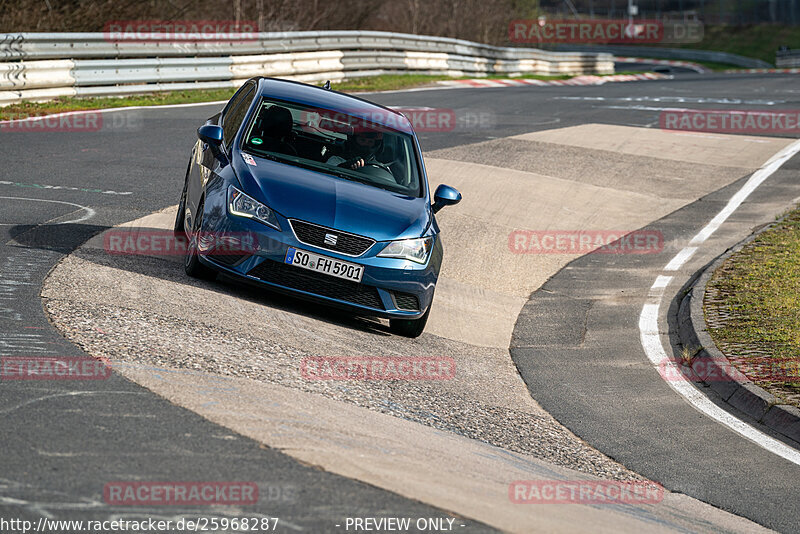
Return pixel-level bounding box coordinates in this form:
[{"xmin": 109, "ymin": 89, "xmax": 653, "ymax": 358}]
[
  {"xmin": 1, "ymin": 72, "xmax": 799, "ymax": 532},
  {"xmin": 511, "ymin": 168, "xmax": 800, "ymax": 533}
]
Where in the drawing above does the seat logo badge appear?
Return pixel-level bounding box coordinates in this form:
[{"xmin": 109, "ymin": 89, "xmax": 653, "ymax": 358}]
[{"xmin": 324, "ymin": 233, "xmax": 338, "ymax": 246}]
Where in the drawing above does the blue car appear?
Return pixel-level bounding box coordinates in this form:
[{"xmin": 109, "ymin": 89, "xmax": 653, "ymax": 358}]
[{"xmin": 175, "ymin": 77, "xmax": 462, "ymax": 337}]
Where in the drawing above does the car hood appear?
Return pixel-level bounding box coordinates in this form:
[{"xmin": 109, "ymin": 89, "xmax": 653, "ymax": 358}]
[{"xmin": 235, "ymin": 156, "xmax": 430, "ymax": 241}]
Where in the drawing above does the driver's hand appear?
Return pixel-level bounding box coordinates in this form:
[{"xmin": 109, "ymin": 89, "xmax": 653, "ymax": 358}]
[{"xmin": 338, "ymin": 158, "xmax": 365, "ymax": 170}]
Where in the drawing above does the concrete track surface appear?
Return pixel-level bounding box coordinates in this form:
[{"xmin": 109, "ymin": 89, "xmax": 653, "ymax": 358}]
[{"xmin": 1, "ymin": 73, "xmax": 799, "ymax": 533}]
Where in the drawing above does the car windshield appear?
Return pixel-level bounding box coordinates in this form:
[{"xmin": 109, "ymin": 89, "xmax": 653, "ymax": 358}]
[{"xmin": 241, "ymin": 98, "xmax": 423, "ymax": 197}]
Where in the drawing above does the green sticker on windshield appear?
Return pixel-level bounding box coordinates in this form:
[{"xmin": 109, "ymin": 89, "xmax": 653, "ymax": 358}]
[{"xmin": 251, "ymin": 137, "xmax": 263, "ymax": 145}]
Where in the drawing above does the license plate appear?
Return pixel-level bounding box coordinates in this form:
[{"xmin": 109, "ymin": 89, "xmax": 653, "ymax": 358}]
[{"xmin": 284, "ymin": 247, "xmax": 364, "ymax": 282}]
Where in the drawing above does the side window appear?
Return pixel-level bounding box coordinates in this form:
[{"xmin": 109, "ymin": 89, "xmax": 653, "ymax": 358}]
[{"xmin": 222, "ymin": 83, "xmax": 256, "ymax": 150}]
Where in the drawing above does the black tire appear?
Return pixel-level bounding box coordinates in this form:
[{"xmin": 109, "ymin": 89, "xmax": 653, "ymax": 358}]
[
  {"xmin": 174, "ymin": 162, "xmax": 191, "ymax": 235},
  {"xmin": 389, "ymin": 305, "xmax": 430, "ymax": 338},
  {"xmin": 175, "ymin": 186, "xmax": 187, "ymax": 235},
  {"xmin": 184, "ymin": 199, "xmax": 217, "ymax": 281}
]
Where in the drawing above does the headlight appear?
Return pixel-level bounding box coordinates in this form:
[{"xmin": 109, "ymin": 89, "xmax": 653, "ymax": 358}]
[
  {"xmin": 377, "ymin": 237, "xmax": 433, "ymax": 264},
  {"xmin": 228, "ymin": 186, "xmax": 280, "ymax": 230}
]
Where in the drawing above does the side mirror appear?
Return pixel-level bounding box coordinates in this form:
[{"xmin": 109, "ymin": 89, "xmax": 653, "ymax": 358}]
[
  {"xmin": 432, "ymin": 184, "xmax": 462, "ymax": 214},
  {"xmin": 198, "ymin": 124, "xmax": 224, "ymax": 156}
]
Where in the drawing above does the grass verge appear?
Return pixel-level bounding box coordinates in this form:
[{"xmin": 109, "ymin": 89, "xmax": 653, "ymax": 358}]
[
  {"xmin": 0, "ymin": 75, "xmax": 450, "ymax": 119},
  {"xmin": 328, "ymin": 74, "xmax": 455, "ymax": 92},
  {"xmin": 705, "ymin": 206, "xmax": 800, "ymax": 407},
  {"xmin": 0, "ymin": 88, "xmax": 237, "ymax": 120},
  {"xmin": 0, "ymin": 76, "xmax": 429, "ymax": 119},
  {"xmin": 0, "ymin": 71, "xmax": 653, "ymax": 120}
]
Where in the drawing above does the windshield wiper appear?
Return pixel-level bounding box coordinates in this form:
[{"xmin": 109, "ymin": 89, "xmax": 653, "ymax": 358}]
[
  {"xmin": 325, "ymin": 168, "xmax": 378, "ymax": 187},
  {"xmin": 245, "ymin": 150, "xmax": 290, "ymax": 164}
]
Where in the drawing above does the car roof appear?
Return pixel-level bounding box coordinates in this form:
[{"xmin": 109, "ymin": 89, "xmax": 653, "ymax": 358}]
[{"xmin": 256, "ymin": 77, "xmax": 414, "ymax": 135}]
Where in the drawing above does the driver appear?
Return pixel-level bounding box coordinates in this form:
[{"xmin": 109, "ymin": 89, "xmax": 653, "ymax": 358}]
[{"xmin": 327, "ymin": 130, "xmax": 384, "ymax": 170}]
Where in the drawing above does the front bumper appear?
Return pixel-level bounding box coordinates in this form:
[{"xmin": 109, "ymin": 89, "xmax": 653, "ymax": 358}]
[{"xmin": 196, "ymin": 198, "xmax": 438, "ymax": 320}]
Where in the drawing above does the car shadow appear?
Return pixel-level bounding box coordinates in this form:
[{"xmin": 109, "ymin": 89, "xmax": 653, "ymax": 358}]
[
  {"xmin": 7, "ymin": 223, "xmax": 110, "ymax": 254},
  {"xmin": 10, "ymin": 222, "xmax": 393, "ymax": 337}
]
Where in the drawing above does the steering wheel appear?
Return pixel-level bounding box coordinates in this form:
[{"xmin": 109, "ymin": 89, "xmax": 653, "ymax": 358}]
[
  {"xmin": 376, "ymin": 157, "xmax": 407, "ymax": 186},
  {"xmin": 338, "ymin": 158, "xmax": 393, "ymax": 174},
  {"xmin": 364, "ymin": 162, "xmax": 393, "ymax": 174},
  {"xmin": 279, "ymin": 140, "xmax": 298, "ymax": 156},
  {"xmin": 355, "ymin": 161, "xmax": 396, "ymax": 185}
]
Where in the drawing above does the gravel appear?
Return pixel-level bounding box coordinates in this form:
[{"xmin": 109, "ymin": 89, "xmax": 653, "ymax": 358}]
[{"xmin": 43, "ymin": 247, "xmax": 644, "ymax": 482}]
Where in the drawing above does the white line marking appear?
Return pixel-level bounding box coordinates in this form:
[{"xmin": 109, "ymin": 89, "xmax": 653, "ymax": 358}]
[
  {"xmin": 0, "ymin": 391, "xmax": 135, "ymax": 415},
  {"xmin": 558, "ymin": 96, "xmax": 782, "ymax": 105},
  {"xmin": 600, "ymin": 105, "xmax": 700, "ymax": 112},
  {"xmin": 639, "ymin": 305, "xmax": 800, "ymax": 464},
  {"xmin": 649, "ymin": 275, "xmax": 673, "ymax": 297},
  {"xmin": 0, "ymin": 196, "xmax": 96, "ymax": 224},
  {"xmin": 689, "ymin": 140, "xmax": 800, "ymax": 245},
  {"xmin": 0, "ymin": 179, "xmax": 132, "ymax": 196},
  {"xmin": 638, "ymin": 137, "xmax": 800, "ymax": 466},
  {"xmin": 664, "ymin": 247, "xmax": 698, "ymax": 271}
]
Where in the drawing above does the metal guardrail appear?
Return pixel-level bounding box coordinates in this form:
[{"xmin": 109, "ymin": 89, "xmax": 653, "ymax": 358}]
[
  {"xmin": 776, "ymin": 49, "xmax": 800, "ymax": 68},
  {"xmin": 0, "ymin": 31, "xmax": 614, "ymax": 61},
  {"xmin": 0, "ymin": 31, "xmax": 613, "ymax": 106},
  {"xmin": 550, "ymin": 44, "xmax": 772, "ymax": 69}
]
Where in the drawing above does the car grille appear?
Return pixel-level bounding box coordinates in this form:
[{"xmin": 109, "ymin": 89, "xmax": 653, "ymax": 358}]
[
  {"xmin": 248, "ymin": 259, "xmax": 384, "ymax": 310},
  {"xmin": 393, "ymin": 292, "xmax": 420, "ymax": 311},
  {"xmin": 206, "ymin": 252, "xmax": 249, "ymax": 267},
  {"xmin": 289, "ymin": 219, "xmax": 375, "ymax": 256}
]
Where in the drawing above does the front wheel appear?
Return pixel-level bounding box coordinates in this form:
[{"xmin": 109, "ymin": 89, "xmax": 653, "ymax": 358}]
[
  {"xmin": 175, "ymin": 160, "xmax": 192, "ymax": 235},
  {"xmin": 175, "ymin": 186, "xmax": 187, "ymax": 235},
  {"xmin": 389, "ymin": 306, "xmax": 430, "ymax": 338},
  {"xmin": 184, "ymin": 199, "xmax": 217, "ymax": 281}
]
